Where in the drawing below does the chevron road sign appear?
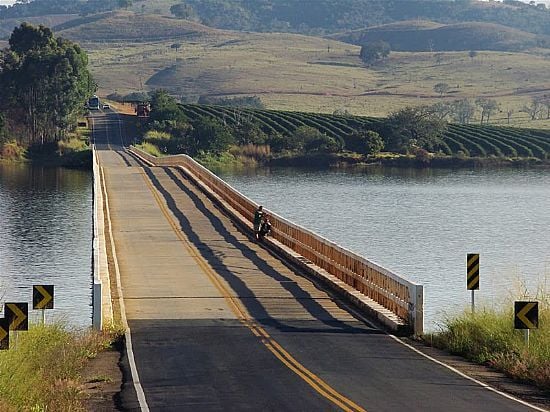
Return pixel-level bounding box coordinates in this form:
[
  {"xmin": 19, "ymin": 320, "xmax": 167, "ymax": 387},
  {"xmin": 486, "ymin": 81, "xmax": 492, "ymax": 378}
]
[
  {"xmin": 515, "ymin": 301, "xmax": 538, "ymax": 330},
  {"xmin": 0, "ymin": 318, "xmax": 9, "ymax": 350},
  {"xmin": 5, "ymin": 303, "xmax": 28, "ymax": 331},
  {"xmin": 33, "ymin": 285, "xmax": 54, "ymax": 310}
]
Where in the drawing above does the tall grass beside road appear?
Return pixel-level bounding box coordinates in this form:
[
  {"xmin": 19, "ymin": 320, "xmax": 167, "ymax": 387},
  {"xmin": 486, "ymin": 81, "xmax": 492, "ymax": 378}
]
[
  {"xmin": 0, "ymin": 324, "xmax": 119, "ymax": 411},
  {"xmin": 431, "ymin": 295, "xmax": 549, "ymax": 390}
]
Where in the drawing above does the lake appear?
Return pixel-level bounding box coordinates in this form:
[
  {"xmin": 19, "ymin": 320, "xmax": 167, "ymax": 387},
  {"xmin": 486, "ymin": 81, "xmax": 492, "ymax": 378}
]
[
  {"xmin": 217, "ymin": 166, "xmax": 550, "ymax": 329},
  {"xmin": 0, "ymin": 163, "xmax": 92, "ymax": 327},
  {"xmin": 2, "ymin": 161, "xmax": 548, "ymax": 330}
]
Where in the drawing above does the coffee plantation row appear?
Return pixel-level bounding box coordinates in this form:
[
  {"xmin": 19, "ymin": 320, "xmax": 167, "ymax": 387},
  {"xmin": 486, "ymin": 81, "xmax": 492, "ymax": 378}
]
[{"xmin": 179, "ymin": 104, "xmax": 550, "ymax": 159}]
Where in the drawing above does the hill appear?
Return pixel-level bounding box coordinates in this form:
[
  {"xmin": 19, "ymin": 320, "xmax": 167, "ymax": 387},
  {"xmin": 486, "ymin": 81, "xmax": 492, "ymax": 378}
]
[
  {"xmin": 0, "ymin": 14, "xmax": 77, "ymax": 39},
  {"xmin": 56, "ymin": 11, "xmax": 217, "ymax": 42},
  {"xmin": 2, "ymin": 0, "xmax": 550, "ymax": 38},
  {"xmin": 332, "ymin": 21, "xmax": 549, "ymax": 52},
  {"xmin": 145, "ymin": 0, "xmax": 550, "ymax": 36},
  {"xmin": 61, "ymin": 11, "xmax": 548, "ymax": 129}
]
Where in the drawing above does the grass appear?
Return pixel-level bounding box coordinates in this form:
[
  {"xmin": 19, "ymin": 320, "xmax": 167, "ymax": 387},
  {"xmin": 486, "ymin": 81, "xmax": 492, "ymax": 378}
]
[
  {"xmin": 0, "ymin": 323, "xmax": 120, "ymax": 411},
  {"xmin": 67, "ymin": 11, "xmax": 549, "ymax": 129},
  {"xmin": 430, "ymin": 296, "xmax": 550, "ymax": 390},
  {"xmin": 136, "ymin": 141, "xmax": 163, "ymax": 157}
]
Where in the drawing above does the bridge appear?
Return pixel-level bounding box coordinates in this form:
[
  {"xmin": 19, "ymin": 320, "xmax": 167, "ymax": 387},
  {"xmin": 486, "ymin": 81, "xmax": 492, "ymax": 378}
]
[{"xmin": 90, "ymin": 111, "xmax": 538, "ymax": 411}]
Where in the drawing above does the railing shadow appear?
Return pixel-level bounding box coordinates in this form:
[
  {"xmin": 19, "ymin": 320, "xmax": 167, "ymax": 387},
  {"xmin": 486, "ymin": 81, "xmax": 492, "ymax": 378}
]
[{"xmin": 144, "ymin": 166, "xmax": 380, "ymax": 335}]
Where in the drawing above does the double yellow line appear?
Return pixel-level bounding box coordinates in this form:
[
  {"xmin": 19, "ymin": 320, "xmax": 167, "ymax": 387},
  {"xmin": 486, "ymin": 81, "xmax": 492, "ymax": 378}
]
[{"xmin": 139, "ymin": 168, "xmax": 366, "ymax": 412}]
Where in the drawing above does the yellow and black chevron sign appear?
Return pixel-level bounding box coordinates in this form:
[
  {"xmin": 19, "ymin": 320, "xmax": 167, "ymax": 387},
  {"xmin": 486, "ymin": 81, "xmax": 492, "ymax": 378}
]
[
  {"xmin": 33, "ymin": 285, "xmax": 54, "ymax": 310},
  {"xmin": 0, "ymin": 318, "xmax": 9, "ymax": 350},
  {"xmin": 467, "ymin": 253, "xmax": 479, "ymax": 290},
  {"xmin": 5, "ymin": 303, "xmax": 28, "ymax": 331},
  {"xmin": 515, "ymin": 301, "xmax": 538, "ymax": 329}
]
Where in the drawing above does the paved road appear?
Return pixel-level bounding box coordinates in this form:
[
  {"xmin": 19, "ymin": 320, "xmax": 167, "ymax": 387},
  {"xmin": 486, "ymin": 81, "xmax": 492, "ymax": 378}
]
[{"xmin": 92, "ymin": 111, "xmax": 540, "ymax": 411}]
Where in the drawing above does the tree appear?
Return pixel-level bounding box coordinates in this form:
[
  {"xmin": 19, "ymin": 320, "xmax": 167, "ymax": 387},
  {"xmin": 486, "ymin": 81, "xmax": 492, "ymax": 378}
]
[
  {"xmin": 190, "ymin": 117, "xmax": 234, "ymax": 155},
  {"xmin": 475, "ymin": 97, "xmax": 499, "ymax": 124},
  {"xmin": 468, "ymin": 50, "xmax": 478, "ymax": 63},
  {"xmin": 506, "ymin": 108, "xmax": 514, "ymax": 124},
  {"xmin": 9, "ymin": 22, "xmax": 54, "ymax": 54},
  {"xmin": 360, "ymin": 41, "xmax": 390, "ymax": 65},
  {"xmin": 233, "ymin": 119, "xmax": 267, "ymax": 145},
  {"xmin": 428, "ymin": 102, "xmax": 453, "ymax": 121},
  {"xmin": 451, "ymin": 99, "xmax": 475, "ymax": 124},
  {"xmin": 540, "ymin": 95, "xmax": 550, "ymax": 119},
  {"xmin": 0, "ymin": 23, "xmax": 95, "ymax": 146},
  {"xmin": 383, "ymin": 106, "xmax": 447, "ymax": 152},
  {"xmin": 117, "ymin": 0, "xmax": 133, "ymax": 9},
  {"xmin": 521, "ymin": 97, "xmax": 542, "ymax": 120},
  {"xmin": 149, "ymin": 89, "xmax": 187, "ymax": 126},
  {"xmin": 170, "ymin": 3, "xmax": 195, "ymax": 19},
  {"xmin": 433, "ymin": 82, "xmax": 450, "ymax": 97},
  {"xmin": 345, "ymin": 129, "xmax": 384, "ymax": 155},
  {"xmin": 170, "ymin": 43, "xmax": 182, "ymax": 52}
]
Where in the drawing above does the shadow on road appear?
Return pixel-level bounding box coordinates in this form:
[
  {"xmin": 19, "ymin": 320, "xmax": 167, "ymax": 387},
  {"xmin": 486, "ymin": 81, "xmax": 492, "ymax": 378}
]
[{"xmin": 143, "ymin": 165, "xmax": 380, "ymax": 335}]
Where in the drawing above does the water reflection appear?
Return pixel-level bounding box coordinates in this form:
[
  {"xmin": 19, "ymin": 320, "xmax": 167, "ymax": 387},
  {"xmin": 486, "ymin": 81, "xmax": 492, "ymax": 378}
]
[{"xmin": 0, "ymin": 163, "xmax": 92, "ymax": 326}]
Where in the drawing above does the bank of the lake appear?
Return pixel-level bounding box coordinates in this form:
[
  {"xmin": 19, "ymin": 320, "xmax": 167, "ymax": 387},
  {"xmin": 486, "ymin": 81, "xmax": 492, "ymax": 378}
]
[
  {"xmin": 429, "ymin": 305, "xmax": 550, "ymax": 391},
  {"xmin": 266, "ymin": 152, "xmax": 550, "ymax": 169},
  {"xmin": 0, "ymin": 324, "xmax": 121, "ymax": 411}
]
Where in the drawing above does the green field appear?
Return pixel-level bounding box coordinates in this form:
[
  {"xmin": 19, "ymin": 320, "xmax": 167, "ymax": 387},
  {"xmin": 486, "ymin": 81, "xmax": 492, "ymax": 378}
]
[
  {"xmin": 179, "ymin": 103, "xmax": 550, "ymax": 159},
  {"xmin": 60, "ymin": 11, "xmax": 549, "ymax": 130}
]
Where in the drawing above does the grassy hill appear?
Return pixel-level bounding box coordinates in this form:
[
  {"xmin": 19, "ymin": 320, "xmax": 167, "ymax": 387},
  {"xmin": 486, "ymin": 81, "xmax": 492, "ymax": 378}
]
[
  {"xmin": 46, "ymin": 11, "xmax": 550, "ymax": 129},
  {"xmin": 332, "ymin": 21, "xmax": 549, "ymax": 52},
  {"xmin": 56, "ymin": 11, "xmax": 216, "ymax": 42},
  {"xmin": 0, "ymin": 14, "xmax": 77, "ymax": 39}
]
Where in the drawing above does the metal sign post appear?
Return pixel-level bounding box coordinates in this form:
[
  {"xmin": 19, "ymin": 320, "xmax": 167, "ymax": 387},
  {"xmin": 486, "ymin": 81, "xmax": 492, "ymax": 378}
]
[{"xmin": 467, "ymin": 254, "xmax": 480, "ymax": 313}]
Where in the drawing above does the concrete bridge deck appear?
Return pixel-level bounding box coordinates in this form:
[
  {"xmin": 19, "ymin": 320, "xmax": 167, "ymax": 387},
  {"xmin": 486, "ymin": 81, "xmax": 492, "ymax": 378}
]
[{"xmin": 92, "ymin": 112, "xmax": 540, "ymax": 411}]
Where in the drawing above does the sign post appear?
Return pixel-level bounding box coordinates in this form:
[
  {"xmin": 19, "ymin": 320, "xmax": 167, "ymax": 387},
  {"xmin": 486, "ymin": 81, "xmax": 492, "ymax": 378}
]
[
  {"xmin": 467, "ymin": 253, "xmax": 479, "ymax": 313},
  {"xmin": 514, "ymin": 301, "xmax": 538, "ymax": 348},
  {"xmin": 33, "ymin": 285, "xmax": 54, "ymax": 325}
]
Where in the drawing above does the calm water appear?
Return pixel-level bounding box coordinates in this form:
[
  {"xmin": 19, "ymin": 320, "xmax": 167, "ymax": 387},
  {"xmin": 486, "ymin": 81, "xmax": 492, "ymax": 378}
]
[
  {"xmin": 0, "ymin": 163, "xmax": 92, "ymax": 327},
  {"xmin": 217, "ymin": 166, "xmax": 550, "ymax": 329}
]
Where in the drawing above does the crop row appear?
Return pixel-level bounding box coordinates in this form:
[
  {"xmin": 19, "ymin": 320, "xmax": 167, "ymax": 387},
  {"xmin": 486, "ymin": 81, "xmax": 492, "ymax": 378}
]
[{"xmin": 179, "ymin": 104, "xmax": 550, "ymax": 159}]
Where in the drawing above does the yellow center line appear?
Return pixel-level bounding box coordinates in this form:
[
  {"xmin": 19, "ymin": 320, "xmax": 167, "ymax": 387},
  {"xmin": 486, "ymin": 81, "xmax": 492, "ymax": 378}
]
[{"xmin": 138, "ymin": 167, "xmax": 366, "ymax": 412}]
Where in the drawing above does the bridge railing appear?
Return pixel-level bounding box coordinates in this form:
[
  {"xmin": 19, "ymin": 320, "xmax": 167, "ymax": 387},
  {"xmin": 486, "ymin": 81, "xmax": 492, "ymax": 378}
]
[
  {"xmin": 130, "ymin": 148, "xmax": 423, "ymax": 335},
  {"xmin": 92, "ymin": 145, "xmax": 113, "ymax": 329}
]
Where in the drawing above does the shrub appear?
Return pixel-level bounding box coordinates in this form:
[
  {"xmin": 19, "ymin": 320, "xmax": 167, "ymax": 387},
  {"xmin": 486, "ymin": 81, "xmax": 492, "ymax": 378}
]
[
  {"xmin": 0, "ymin": 324, "xmax": 115, "ymax": 410},
  {"xmin": 431, "ymin": 302, "xmax": 550, "ymax": 390}
]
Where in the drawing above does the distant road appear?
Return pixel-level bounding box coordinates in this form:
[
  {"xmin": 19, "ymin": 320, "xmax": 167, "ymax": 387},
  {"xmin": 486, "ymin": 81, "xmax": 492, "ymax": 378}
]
[{"xmin": 91, "ymin": 110, "xmax": 543, "ymax": 411}]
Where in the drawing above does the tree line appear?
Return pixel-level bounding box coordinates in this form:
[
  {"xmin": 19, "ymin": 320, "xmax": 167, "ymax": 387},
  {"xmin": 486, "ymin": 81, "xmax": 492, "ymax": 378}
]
[
  {"xmin": 168, "ymin": 0, "xmax": 550, "ymax": 36},
  {"xmin": 141, "ymin": 90, "xmax": 453, "ymax": 163},
  {"xmin": 0, "ymin": 0, "xmax": 135, "ymax": 19},
  {"xmin": 0, "ymin": 23, "xmax": 95, "ymax": 148}
]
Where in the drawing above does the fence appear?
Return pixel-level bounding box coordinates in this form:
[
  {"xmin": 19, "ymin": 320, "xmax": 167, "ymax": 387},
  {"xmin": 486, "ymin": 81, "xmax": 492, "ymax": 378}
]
[{"xmin": 129, "ymin": 147, "xmax": 423, "ymax": 335}]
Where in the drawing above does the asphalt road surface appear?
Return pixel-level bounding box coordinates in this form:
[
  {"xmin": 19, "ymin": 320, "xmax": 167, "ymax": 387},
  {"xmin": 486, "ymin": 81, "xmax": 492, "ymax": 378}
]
[{"xmin": 91, "ymin": 110, "xmax": 543, "ymax": 412}]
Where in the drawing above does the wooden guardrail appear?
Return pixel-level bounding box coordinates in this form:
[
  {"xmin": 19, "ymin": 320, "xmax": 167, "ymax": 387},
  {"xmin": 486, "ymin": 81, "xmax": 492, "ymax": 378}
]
[{"xmin": 129, "ymin": 147, "xmax": 424, "ymax": 335}]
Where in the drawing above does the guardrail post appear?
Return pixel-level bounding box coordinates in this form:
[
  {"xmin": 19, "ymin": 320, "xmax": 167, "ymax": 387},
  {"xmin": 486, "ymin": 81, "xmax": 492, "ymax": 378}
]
[
  {"xmin": 92, "ymin": 279, "xmax": 102, "ymax": 329},
  {"xmin": 413, "ymin": 285, "xmax": 424, "ymax": 337}
]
